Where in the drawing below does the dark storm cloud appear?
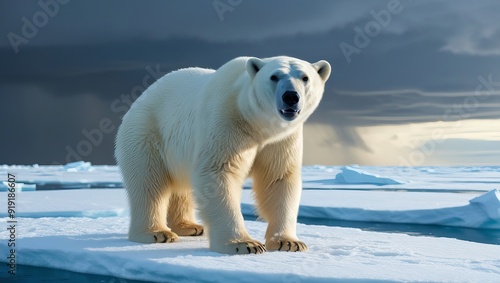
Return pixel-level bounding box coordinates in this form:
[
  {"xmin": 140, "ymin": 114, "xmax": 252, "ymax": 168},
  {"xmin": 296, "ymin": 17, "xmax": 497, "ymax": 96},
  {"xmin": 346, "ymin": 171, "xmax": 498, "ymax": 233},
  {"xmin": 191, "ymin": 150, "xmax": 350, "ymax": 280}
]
[
  {"xmin": 0, "ymin": 0, "xmax": 382, "ymax": 47},
  {"xmin": 2, "ymin": 0, "xmax": 499, "ymax": 54},
  {"xmin": 311, "ymin": 86, "xmax": 500, "ymax": 127},
  {"xmin": 1, "ymin": 0, "xmax": 500, "ymax": 165}
]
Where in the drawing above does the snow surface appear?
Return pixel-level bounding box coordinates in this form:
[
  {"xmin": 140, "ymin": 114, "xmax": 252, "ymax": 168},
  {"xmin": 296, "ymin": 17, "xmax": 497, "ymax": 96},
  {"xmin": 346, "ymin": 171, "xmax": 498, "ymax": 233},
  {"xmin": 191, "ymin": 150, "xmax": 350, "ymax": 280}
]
[
  {"xmin": 0, "ymin": 164, "xmax": 499, "ymax": 282},
  {"xmin": 1, "ymin": 217, "xmax": 499, "ymax": 283}
]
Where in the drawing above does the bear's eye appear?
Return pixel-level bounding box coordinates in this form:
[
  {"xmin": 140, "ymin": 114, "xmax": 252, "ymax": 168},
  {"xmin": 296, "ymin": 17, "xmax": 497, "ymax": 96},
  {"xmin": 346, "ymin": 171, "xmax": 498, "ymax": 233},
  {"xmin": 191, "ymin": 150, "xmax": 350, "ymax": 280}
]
[
  {"xmin": 270, "ymin": 75, "xmax": 278, "ymax": 82},
  {"xmin": 302, "ymin": 76, "xmax": 309, "ymax": 82}
]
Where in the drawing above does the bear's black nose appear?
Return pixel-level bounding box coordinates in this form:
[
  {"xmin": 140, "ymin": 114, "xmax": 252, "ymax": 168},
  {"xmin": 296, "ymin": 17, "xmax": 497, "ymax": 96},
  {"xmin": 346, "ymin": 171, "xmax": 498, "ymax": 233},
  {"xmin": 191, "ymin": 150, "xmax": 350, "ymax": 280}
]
[{"xmin": 282, "ymin": 91, "xmax": 300, "ymax": 107}]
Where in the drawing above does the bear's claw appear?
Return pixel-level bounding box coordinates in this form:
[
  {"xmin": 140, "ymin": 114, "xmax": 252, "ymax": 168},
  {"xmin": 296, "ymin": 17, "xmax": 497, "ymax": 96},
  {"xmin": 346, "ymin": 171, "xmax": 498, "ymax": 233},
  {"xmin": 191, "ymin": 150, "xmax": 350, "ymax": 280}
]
[
  {"xmin": 232, "ymin": 240, "xmax": 266, "ymax": 255},
  {"xmin": 192, "ymin": 227, "xmax": 203, "ymax": 236},
  {"xmin": 267, "ymin": 238, "xmax": 307, "ymax": 252}
]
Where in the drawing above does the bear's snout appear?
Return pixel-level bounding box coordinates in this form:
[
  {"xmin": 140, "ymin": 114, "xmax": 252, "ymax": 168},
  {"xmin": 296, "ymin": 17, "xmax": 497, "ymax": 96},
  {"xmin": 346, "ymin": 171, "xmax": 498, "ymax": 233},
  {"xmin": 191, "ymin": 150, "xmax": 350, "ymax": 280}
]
[
  {"xmin": 282, "ymin": 91, "xmax": 300, "ymax": 107},
  {"xmin": 278, "ymin": 91, "xmax": 301, "ymax": 121}
]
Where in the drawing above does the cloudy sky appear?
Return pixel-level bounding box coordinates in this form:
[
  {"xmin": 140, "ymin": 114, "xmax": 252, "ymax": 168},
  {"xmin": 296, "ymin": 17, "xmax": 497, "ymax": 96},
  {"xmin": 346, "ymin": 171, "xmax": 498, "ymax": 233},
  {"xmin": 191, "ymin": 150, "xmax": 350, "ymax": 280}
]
[{"xmin": 1, "ymin": 0, "xmax": 499, "ymax": 166}]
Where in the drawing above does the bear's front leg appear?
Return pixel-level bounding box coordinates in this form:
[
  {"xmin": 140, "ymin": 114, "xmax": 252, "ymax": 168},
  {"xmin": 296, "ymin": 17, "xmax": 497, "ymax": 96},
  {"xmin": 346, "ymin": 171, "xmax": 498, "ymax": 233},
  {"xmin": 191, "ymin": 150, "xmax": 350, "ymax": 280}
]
[
  {"xmin": 192, "ymin": 151, "xmax": 266, "ymax": 255},
  {"xmin": 251, "ymin": 131, "xmax": 307, "ymax": 252},
  {"xmin": 253, "ymin": 173, "xmax": 307, "ymax": 252}
]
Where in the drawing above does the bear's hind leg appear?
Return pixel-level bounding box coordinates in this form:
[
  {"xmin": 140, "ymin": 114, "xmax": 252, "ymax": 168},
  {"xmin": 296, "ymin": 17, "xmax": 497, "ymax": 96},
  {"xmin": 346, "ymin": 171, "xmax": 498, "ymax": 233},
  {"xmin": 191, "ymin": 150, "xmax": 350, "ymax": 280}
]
[
  {"xmin": 127, "ymin": 185, "xmax": 179, "ymax": 243},
  {"xmin": 120, "ymin": 141, "xmax": 179, "ymax": 244},
  {"xmin": 167, "ymin": 190, "xmax": 204, "ymax": 236}
]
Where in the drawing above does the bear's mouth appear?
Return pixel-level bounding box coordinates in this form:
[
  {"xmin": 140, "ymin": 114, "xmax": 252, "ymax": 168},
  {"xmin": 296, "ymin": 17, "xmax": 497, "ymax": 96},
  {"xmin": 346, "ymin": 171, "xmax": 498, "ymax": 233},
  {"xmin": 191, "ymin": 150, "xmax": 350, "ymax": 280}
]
[{"xmin": 279, "ymin": 108, "xmax": 301, "ymax": 121}]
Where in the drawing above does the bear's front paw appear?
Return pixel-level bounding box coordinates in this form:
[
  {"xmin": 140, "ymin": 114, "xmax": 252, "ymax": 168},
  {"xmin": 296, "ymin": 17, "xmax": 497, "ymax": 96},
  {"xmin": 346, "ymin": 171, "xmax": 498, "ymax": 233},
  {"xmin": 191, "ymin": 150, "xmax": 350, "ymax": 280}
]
[
  {"xmin": 212, "ymin": 240, "xmax": 266, "ymax": 255},
  {"xmin": 232, "ymin": 240, "xmax": 267, "ymax": 255},
  {"xmin": 171, "ymin": 222, "xmax": 204, "ymax": 236},
  {"xmin": 266, "ymin": 237, "xmax": 307, "ymax": 252},
  {"xmin": 153, "ymin": 230, "xmax": 179, "ymax": 243}
]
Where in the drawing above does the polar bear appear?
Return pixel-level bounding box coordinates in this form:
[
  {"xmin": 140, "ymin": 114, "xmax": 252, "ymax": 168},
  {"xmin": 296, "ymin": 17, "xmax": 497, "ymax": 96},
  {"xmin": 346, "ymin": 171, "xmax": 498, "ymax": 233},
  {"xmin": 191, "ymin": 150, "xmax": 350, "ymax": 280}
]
[{"xmin": 115, "ymin": 56, "xmax": 331, "ymax": 254}]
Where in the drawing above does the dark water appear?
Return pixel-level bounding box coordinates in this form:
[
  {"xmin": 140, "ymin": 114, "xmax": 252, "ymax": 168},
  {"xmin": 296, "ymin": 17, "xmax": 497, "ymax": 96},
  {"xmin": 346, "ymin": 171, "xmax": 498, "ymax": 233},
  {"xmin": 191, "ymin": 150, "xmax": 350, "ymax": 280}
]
[
  {"xmin": 301, "ymin": 216, "xmax": 500, "ymax": 245},
  {"xmin": 0, "ymin": 265, "xmax": 152, "ymax": 283}
]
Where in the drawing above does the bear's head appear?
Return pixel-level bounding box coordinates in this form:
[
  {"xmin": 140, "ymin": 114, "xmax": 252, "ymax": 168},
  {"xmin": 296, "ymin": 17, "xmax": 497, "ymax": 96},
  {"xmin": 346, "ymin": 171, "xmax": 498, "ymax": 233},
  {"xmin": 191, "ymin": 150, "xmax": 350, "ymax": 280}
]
[{"xmin": 245, "ymin": 56, "xmax": 331, "ymax": 126}]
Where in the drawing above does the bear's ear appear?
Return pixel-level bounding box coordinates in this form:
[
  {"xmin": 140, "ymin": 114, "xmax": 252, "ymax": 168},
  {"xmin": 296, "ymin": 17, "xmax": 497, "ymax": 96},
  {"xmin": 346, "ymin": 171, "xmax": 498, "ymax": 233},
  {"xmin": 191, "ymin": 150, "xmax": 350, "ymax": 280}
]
[
  {"xmin": 311, "ymin": 60, "xmax": 331, "ymax": 82},
  {"xmin": 246, "ymin": 57, "xmax": 265, "ymax": 78}
]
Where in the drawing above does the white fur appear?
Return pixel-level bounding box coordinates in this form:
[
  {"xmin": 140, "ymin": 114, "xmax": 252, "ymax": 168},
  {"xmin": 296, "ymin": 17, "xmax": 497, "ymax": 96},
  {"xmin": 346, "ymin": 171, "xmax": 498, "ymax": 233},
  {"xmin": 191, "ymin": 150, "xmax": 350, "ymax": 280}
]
[{"xmin": 115, "ymin": 56, "xmax": 331, "ymax": 254}]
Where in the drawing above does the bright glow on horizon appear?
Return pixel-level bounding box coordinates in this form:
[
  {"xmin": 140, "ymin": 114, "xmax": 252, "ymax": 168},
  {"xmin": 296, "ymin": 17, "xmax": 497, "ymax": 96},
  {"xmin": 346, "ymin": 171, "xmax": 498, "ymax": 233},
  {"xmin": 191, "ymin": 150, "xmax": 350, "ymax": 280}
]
[{"xmin": 303, "ymin": 119, "xmax": 500, "ymax": 166}]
